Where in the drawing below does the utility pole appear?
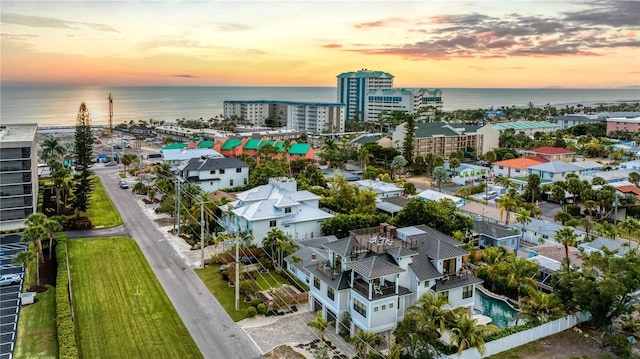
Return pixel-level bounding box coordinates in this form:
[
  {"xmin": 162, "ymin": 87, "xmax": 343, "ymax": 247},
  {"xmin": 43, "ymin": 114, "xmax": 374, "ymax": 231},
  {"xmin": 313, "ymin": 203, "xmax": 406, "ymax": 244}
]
[
  {"xmin": 200, "ymin": 199, "xmax": 205, "ymax": 269},
  {"xmin": 235, "ymin": 233, "xmax": 240, "ymax": 311},
  {"xmin": 177, "ymin": 179, "xmax": 182, "ymax": 236}
]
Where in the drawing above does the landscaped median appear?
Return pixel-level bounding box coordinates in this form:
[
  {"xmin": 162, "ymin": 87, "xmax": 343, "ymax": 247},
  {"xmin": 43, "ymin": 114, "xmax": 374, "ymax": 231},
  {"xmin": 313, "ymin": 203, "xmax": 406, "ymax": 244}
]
[{"xmin": 68, "ymin": 237, "xmax": 201, "ymax": 358}]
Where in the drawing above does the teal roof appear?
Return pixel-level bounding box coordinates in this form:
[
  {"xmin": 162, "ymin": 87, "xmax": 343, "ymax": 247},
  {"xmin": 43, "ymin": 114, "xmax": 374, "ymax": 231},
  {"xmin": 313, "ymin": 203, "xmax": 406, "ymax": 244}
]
[
  {"xmin": 162, "ymin": 143, "xmax": 188, "ymax": 150},
  {"xmin": 198, "ymin": 140, "xmax": 215, "ymax": 148},
  {"xmin": 258, "ymin": 140, "xmax": 284, "ymax": 151},
  {"xmin": 289, "ymin": 143, "xmax": 311, "ymax": 155},
  {"xmin": 337, "ymin": 70, "xmax": 394, "ymax": 79},
  {"xmin": 492, "ymin": 121, "xmax": 561, "ymax": 131},
  {"xmin": 244, "ymin": 139, "xmax": 261, "ymax": 150},
  {"xmin": 221, "ymin": 139, "xmax": 242, "ymax": 150}
]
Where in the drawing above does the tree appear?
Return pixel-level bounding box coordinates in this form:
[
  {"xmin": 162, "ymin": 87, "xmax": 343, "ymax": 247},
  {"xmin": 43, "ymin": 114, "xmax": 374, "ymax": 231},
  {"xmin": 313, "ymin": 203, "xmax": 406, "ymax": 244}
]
[
  {"xmin": 450, "ymin": 316, "xmax": 499, "ymax": 355},
  {"xmin": 482, "ymin": 150, "xmax": 497, "ymax": 165},
  {"xmin": 50, "ymin": 160, "xmax": 71, "ymax": 215},
  {"xmin": 71, "ymin": 102, "xmax": 95, "ymax": 218},
  {"xmin": 407, "ymin": 292, "xmax": 452, "ymax": 333},
  {"xmin": 12, "ymin": 250, "xmax": 34, "ymax": 286},
  {"xmin": 629, "ymin": 171, "xmax": 640, "ymax": 187},
  {"xmin": 505, "ymin": 256, "xmax": 539, "ymax": 302},
  {"xmin": 22, "ymin": 224, "xmax": 47, "ymax": 286},
  {"xmin": 307, "ymin": 311, "xmax": 333, "ymax": 341},
  {"xmin": 402, "ymin": 114, "xmax": 415, "ymax": 165},
  {"xmin": 524, "ymin": 174, "xmax": 541, "ymax": 203},
  {"xmin": 518, "ymin": 290, "xmax": 565, "ymax": 324},
  {"xmin": 433, "ymin": 166, "xmax": 447, "ymax": 192},
  {"xmin": 392, "ymin": 197, "xmax": 473, "ymax": 236},
  {"xmin": 352, "ymin": 330, "xmax": 380, "ymax": 359},
  {"xmin": 581, "ymin": 216, "xmax": 596, "ymax": 242},
  {"xmin": 550, "ymin": 184, "xmax": 567, "ymax": 211},
  {"xmin": 394, "ymin": 312, "xmax": 442, "ymax": 358},
  {"xmin": 497, "ymin": 195, "xmax": 518, "ymax": 225},
  {"xmin": 357, "ymin": 147, "xmax": 373, "ymax": 177},
  {"xmin": 121, "ymin": 153, "xmax": 138, "ymax": 175},
  {"xmin": 42, "ymin": 137, "xmax": 65, "ymax": 163},
  {"xmin": 43, "ymin": 216, "xmax": 63, "ymax": 260},
  {"xmin": 596, "ymin": 221, "xmax": 619, "ymax": 240},
  {"xmin": 553, "ymin": 211, "xmax": 573, "ymax": 226},
  {"xmin": 515, "ymin": 209, "xmax": 531, "ymax": 248},
  {"xmin": 618, "ymin": 217, "xmax": 640, "ymax": 248},
  {"xmin": 555, "ymin": 226, "xmax": 578, "ymax": 264}
]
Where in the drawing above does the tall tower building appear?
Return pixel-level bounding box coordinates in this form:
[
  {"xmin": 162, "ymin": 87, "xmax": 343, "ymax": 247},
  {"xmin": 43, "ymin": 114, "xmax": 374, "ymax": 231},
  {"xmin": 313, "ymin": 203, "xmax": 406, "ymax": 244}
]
[
  {"xmin": 0, "ymin": 124, "xmax": 38, "ymax": 230},
  {"xmin": 337, "ymin": 69, "xmax": 394, "ymax": 122}
]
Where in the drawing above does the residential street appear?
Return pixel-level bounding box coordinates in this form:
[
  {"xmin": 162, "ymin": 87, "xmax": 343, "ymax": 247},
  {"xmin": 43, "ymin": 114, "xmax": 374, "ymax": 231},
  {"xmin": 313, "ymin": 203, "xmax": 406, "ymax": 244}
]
[{"xmin": 93, "ymin": 166, "xmax": 262, "ymax": 359}]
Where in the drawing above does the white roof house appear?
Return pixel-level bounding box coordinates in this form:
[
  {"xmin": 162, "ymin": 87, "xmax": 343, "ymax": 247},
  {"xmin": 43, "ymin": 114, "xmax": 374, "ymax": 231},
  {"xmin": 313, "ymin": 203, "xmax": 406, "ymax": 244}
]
[
  {"xmin": 225, "ymin": 177, "xmax": 334, "ymax": 243},
  {"xmin": 162, "ymin": 148, "xmax": 223, "ymax": 168},
  {"xmin": 582, "ymin": 169, "xmax": 634, "ymax": 184},
  {"xmin": 571, "ymin": 160, "xmax": 604, "ymax": 175},
  {"xmin": 354, "ymin": 179, "xmax": 403, "ymax": 198},
  {"xmin": 415, "ymin": 189, "xmax": 467, "ymax": 207},
  {"xmin": 527, "ymin": 161, "xmax": 582, "ymax": 182},
  {"xmin": 619, "ymin": 160, "xmax": 640, "ymax": 171}
]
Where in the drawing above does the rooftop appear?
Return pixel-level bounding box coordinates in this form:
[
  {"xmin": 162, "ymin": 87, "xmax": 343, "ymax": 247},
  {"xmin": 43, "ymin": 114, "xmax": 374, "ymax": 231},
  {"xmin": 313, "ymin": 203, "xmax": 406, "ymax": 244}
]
[
  {"xmin": 526, "ymin": 147, "xmax": 575, "ymax": 155},
  {"xmin": 492, "ymin": 121, "xmax": 561, "ymax": 131},
  {"xmin": 492, "ymin": 157, "xmax": 548, "ymax": 170},
  {"xmin": 0, "ymin": 124, "xmax": 37, "ymax": 144}
]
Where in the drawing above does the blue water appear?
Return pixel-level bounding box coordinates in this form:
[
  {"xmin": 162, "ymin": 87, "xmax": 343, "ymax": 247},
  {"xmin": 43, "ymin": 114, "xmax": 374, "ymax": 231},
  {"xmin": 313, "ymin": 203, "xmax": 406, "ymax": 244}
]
[
  {"xmin": 1, "ymin": 85, "xmax": 638, "ymax": 126},
  {"xmin": 475, "ymin": 289, "xmax": 518, "ymax": 328}
]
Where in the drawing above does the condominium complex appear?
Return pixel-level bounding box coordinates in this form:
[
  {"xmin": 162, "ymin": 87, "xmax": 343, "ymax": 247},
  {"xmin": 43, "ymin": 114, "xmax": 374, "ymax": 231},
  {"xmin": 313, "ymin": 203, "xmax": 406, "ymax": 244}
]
[
  {"xmin": 223, "ymin": 100, "xmax": 345, "ymax": 134},
  {"xmin": 392, "ymin": 122, "xmax": 482, "ymax": 158},
  {"xmin": 0, "ymin": 124, "xmax": 38, "ymax": 230},
  {"xmin": 337, "ymin": 69, "xmax": 443, "ymax": 122}
]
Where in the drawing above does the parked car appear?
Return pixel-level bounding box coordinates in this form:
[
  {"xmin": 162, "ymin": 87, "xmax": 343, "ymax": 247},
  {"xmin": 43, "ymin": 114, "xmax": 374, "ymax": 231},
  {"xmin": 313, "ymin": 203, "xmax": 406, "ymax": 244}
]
[
  {"xmin": 105, "ymin": 161, "xmax": 117, "ymax": 167},
  {"xmin": 119, "ymin": 180, "xmax": 129, "ymax": 189},
  {"xmin": 240, "ymin": 256, "xmax": 258, "ymax": 265},
  {"xmin": 0, "ymin": 273, "xmax": 21, "ymax": 287},
  {"xmin": 219, "ymin": 264, "xmax": 230, "ymax": 272},
  {"xmin": 113, "ymin": 145, "xmax": 123, "ymax": 150}
]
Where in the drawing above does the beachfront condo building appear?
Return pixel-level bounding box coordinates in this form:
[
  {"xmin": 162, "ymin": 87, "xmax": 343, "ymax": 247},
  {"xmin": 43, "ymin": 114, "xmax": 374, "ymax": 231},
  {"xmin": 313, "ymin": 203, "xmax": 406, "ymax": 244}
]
[
  {"xmin": 223, "ymin": 100, "xmax": 345, "ymax": 134},
  {"xmin": 337, "ymin": 69, "xmax": 443, "ymax": 122},
  {"xmin": 0, "ymin": 124, "xmax": 38, "ymax": 231}
]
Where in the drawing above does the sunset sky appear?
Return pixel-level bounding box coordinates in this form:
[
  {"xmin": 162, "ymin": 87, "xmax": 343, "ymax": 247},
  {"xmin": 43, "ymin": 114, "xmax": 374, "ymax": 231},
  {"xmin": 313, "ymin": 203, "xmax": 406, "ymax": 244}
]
[{"xmin": 1, "ymin": 1, "xmax": 639, "ymax": 88}]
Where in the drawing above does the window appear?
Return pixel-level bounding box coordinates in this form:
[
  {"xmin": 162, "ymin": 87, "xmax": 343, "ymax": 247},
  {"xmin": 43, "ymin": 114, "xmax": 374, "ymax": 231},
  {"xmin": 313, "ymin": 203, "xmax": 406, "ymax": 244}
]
[
  {"xmin": 462, "ymin": 285, "xmax": 473, "ymax": 299},
  {"xmin": 327, "ymin": 287, "xmax": 334, "ymax": 300},
  {"xmin": 210, "ymin": 170, "xmax": 215, "ymax": 174},
  {"xmin": 244, "ymin": 178, "xmax": 248, "ymax": 185},
  {"xmin": 373, "ymin": 306, "xmax": 379, "ymax": 312},
  {"xmin": 389, "ymin": 302, "xmax": 394, "ymax": 309},
  {"xmin": 353, "ymin": 298, "xmax": 367, "ymax": 318},
  {"xmin": 229, "ymin": 179, "xmax": 234, "ymax": 186},
  {"xmin": 441, "ymin": 291, "xmax": 449, "ymax": 300},
  {"xmin": 285, "ymin": 207, "xmax": 292, "ymax": 214},
  {"xmin": 314, "ymin": 277, "xmax": 320, "ymax": 289},
  {"xmin": 424, "ymin": 281, "xmax": 429, "ymax": 288},
  {"xmin": 220, "ymin": 169, "xmax": 225, "ymax": 174},
  {"xmin": 270, "ymin": 220, "xmax": 276, "ymax": 227},
  {"xmin": 236, "ymin": 167, "xmax": 242, "ymax": 173},
  {"xmin": 381, "ymin": 304, "xmax": 386, "ymax": 310}
]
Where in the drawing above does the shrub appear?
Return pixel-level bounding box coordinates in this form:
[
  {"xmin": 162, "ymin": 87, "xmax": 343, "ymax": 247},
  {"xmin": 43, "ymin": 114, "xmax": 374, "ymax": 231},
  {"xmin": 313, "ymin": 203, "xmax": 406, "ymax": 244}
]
[
  {"xmin": 567, "ymin": 204, "xmax": 581, "ymax": 217},
  {"xmin": 55, "ymin": 238, "xmax": 79, "ymax": 359},
  {"xmin": 246, "ymin": 306, "xmax": 257, "ymax": 318},
  {"xmin": 256, "ymin": 303, "xmax": 267, "ymax": 314},
  {"xmin": 251, "ymin": 298, "xmax": 263, "ymax": 307}
]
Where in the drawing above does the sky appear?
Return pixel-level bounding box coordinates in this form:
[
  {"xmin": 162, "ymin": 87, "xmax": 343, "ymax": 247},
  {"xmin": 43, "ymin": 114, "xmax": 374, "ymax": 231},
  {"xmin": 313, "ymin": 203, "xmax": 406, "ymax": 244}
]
[{"xmin": 1, "ymin": 1, "xmax": 639, "ymax": 88}]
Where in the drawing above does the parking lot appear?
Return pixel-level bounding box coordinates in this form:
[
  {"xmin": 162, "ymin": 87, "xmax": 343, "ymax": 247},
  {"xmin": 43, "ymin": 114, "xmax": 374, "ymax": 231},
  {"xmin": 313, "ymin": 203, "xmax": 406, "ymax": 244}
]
[{"xmin": 0, "ymin": 235, "xmax": 26, "ymax": 359}]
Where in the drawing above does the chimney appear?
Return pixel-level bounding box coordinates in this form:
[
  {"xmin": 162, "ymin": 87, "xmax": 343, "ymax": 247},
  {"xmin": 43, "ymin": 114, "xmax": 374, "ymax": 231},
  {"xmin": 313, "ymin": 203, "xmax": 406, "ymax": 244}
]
[
  {"xmin": 387, "ymin": 225, "xmax": 397, "ymax": 239},
  {"xmin": 311, "ymin": 253, "xmax": 316, "ymax": 261},
  {"xmin": 380, "ymin": 223, "xmax": 388, "ymax": 236}
]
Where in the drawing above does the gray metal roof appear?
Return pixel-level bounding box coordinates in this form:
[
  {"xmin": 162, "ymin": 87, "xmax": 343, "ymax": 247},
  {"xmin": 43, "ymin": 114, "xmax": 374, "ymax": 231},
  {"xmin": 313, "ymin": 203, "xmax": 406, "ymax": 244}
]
[
  {"xmin": 528, "ymin": 161, "xmax": 582, "ymax": 173},
  {"xmin": 473, "ymin": 221, "xmax": 519, "ymax": 239},
  {"xmin": 180, "ymin": 156, "xmax": 249, "ymax": 171},
  {"xmin": 432, "ymin": 274, "xmax": 482, "ymax": 292},
  {"xmin": 347, "ymin": 256, "xmax": 405, "ymax": 279},
  {"xmin": 398, "ymin": 286, "xmax": 413, "ymax": 296},
  {"xmin": 408, "ymin": 255, "xmax": 442, "ymax": 281},
  {"xmin": 387, "ymin": 246, "xmax": 419, "ymax": 258},
  {"xmin": 305, "ymin": 265, "xmax": 351, "ymax": 290},
  {"xmin": 285, "ymin": 247, "xmax": 327, "ymax": 275},
  {"xmin": 323, "ymin": 237, "xmax": 358, "ymax": 258}
]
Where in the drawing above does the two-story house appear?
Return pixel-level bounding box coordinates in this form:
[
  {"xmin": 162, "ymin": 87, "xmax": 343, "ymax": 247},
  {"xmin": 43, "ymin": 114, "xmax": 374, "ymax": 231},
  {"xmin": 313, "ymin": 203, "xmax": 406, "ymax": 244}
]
[
  {"xmin": 176, "ymin": 156, "xmax": 249, "ymax": 192},
  {"xmin": 304, "ymin": 223, "xmax": 481, "ymax": 344},
  {"xmin": 527, "ymin": 161, "xmax": 582, "ymax": 182},
  {"xmin": 223, "ymin": 177, "xmax": 334, "ymax": 243}
]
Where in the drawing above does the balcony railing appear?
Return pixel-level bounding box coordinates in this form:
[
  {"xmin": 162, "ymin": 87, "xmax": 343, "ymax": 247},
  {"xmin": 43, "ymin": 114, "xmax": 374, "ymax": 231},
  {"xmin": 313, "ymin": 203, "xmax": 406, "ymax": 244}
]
[
  {"xmin": 316, "ymin": 260, "xmax": 339, "ymax": 279},
  {"xmin": 352, "ymin": 279, "xmax": 396, "ymax": 300}
]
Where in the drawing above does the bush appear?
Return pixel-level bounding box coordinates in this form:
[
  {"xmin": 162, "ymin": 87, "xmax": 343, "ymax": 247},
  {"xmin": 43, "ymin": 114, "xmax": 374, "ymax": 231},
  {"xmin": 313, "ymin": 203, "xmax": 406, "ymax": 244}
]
[
  {"xmin": 251, "ymin": 298, "xmax": 263, "ymax": 307},
  {"xmin": 256, "ymin": 303, "xmax": 267, "ymax": 314},
  {"xmin": 246, "ymin": 306, "xmax": 257, "ymax": 318},
  {"xmin": 567, "ymin": 205, "xmax": 581, "ymax": 217},
  {"xmin": 55, "ymin": 238, "xmax": 79, "ymax": 359}
]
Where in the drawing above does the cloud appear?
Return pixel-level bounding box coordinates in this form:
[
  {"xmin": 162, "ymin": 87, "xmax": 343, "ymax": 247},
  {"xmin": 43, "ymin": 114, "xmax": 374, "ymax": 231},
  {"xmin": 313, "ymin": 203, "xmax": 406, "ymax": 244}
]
[
  {"xmin": 172, "ymin": 74, "xmax": 198, "ymax": 78},
  {"xmin": 345, "ymin": 3, "xmax": 640, "ymax": 60},
  {"xmin": 1, "ymin": 33, "xmax": 39, "ymax": 41},
  {"xmin": 214, "ymin": 23, "xmax": 253, "ymax": 31},
  {"xmin": 138, "ymin": 35, "xmax": 208, "ymax": 50},
  {"xmin": 1, "ymin": 13, "xmax": 117, "ymax": 32},
  {"xmin": 322, "ymin": 43, "xmax": 342, "ymax": 48}
]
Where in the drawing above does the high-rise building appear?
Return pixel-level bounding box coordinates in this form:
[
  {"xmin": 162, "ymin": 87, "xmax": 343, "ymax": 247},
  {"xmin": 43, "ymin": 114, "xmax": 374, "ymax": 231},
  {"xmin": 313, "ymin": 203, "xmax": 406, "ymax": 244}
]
[
  {"xmin": 0, "ymin": 124, "xmax": 38, "ymax": 231},
  {"xmin": 337, "ymin": 69, "xmax": 394, "ymax": 122}
]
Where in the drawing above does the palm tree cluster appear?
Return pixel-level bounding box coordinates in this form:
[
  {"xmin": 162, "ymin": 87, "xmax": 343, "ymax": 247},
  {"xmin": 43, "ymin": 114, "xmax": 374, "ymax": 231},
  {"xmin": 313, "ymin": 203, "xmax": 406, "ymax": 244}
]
[
  {"xmin": 14, "ymin": 213, "xmax": 64, "ymax": 288},
  {"xmin": 475, "ymin": 247, "xmax": 539, "ymax": 302}
]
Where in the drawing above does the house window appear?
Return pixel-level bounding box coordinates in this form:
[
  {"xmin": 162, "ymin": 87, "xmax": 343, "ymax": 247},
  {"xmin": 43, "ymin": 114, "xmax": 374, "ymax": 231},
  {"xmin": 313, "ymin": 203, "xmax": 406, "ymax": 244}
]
[
  {"xmin": 270, "ymin": 220, "xmax": 276, "ymax": 227},
  {"xmin": 236, "ymin": 167, "xmax": 242, "ymax": 173},
  {"xmin": 381, "ymin": 304, "xmax": 386, "ymax": 310},
  {"xmin": 373, "ymin": 306, "xmax": 379, "ymax": 312},
  {"xmin": 230, "ymin": 179, "xmax": 234, "ymax": 186},
  {"xmin": 244, "ymin": 178, "xmax": 248, "ymax": 185},
  {"xmin": 441, "ymin": 291, "xmax": 449, "ymax": 300},
  {"xmin": 462, "ymin": 285, "xmax": 473, "ymax": 299},
  {"xmin": 389, "ymin": 302, "xmax": 394, "ymax": 309},
  {"xmin": 442, "ymin": 258, "xmax": 456, "ymax": 276},
  {"xmin": 327, "ymin": 287, "xmax": 334, "ymax": 300},
  {"xmin": 353, "ymin": 298, "xmax": 367, "ymax": 318},
  {"xmin": 210, "ymin": 170, "xmax": 215, "ymax": 174},
  {"xmin": 424, "ymin": 281, "xmax": 429, "ymax": 288},
  {"xmin": 314, "ymin": 277, "xmax": 320, "ymax": 289},
  {"xmin": 285, "ymin": 207, "xmax": 291, "ymax": 213},
  {"xmin": 220, "ymin": 169, "xmax": 225, "ymax": 174}
]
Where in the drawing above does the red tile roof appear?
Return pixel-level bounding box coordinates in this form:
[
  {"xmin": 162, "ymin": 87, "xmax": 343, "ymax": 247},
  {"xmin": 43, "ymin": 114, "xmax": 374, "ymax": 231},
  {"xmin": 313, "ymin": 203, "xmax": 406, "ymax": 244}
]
[
  {"xmin": 493, "ymin": 157, "xmax": 548, "ymax": 170},
  {"xmin": 528, "ymin": 147, "xmax": 575, "ymax": 155},
  {"xmin": 616, "ymin": 185, "xmax": 640, "ymax": 199}
]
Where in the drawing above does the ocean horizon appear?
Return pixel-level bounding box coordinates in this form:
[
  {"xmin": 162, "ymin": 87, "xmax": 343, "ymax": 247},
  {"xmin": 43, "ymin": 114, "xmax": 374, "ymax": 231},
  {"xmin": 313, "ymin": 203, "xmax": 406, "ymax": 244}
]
[{"xmin": 2, "ymin": 85, "xmax": 639, "ymax": 127}]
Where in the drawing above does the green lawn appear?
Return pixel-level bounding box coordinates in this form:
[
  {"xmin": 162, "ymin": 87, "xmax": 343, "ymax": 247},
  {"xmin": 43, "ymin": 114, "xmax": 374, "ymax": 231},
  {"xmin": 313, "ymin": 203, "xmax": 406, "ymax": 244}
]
[
  {"xmin": 14, "ymin": 286, "xmax": 58, "ymax": 359},
  {"xmin": 253, "ymin": 271, "xmax": 290, "ymax": 290},
  {"xmin": 69, "ymin": 237, "xmax": 201, "ymax": 358},
  {"xmin": 82, "ymin": 175, "xmax": 123, "ymax": 228},
  {"xmin": 194, "ymin": 265, "xmax": 251, "ymax": 322}
]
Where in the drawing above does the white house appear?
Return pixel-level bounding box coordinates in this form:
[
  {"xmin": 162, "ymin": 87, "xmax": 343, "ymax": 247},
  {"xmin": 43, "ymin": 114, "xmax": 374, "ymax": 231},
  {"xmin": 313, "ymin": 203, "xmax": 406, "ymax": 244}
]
[
  {"xmin": 415, "ymin": 189, "xmax": 467, "ymax": 207},
  {"xmin": 619, "ymin": 160, "xmax": 640, "ymax": 171},
  {"xmin": 571, "ymin": 160, "xmax": 604, "ymax": 175},
  {"xmin": 511, "ymin": 218, "xmax": 585, "ymax": 245},
  {"xmin": 176, "ymin": 156, "xmax": 249, "ymax": 192},
  {"xmin": 353, "ymin": 179, "xmax": 403, "ymax": 198},
  {"xmin": 224, "ymin": 177, "xmax": 334, "ymax": 243},
  {"xmin": 527, "ymin": 161, "xmax": 582, "ymax": 182},
  {"xmin": 162, "ymin": 148, "xmax": 223, "ymax": 169},
  {"xmin": 303, "ymin": 224, "xmax": 481, "ymax": 343}
]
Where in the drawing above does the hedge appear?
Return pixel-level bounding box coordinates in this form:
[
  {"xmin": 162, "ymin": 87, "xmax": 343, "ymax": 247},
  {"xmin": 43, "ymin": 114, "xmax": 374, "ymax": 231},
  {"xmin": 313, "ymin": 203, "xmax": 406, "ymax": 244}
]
[{"xmin": 56, "ymin": 238, "xmax": 79, "ymax": 359}]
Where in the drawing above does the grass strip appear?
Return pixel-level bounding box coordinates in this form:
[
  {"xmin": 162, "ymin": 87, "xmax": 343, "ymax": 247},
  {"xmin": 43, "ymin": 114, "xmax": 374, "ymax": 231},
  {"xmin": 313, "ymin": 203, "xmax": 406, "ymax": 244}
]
[{"xmin": 14, "ymin": 285, "xmax": 58, "ymax": 359}]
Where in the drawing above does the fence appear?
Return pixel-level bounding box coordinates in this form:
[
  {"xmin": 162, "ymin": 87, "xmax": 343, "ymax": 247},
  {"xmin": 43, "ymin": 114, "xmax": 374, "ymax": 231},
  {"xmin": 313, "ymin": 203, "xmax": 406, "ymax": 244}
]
[{"xmin": 442, "ymin": 312, "xmax": 591, "ymax": 359}]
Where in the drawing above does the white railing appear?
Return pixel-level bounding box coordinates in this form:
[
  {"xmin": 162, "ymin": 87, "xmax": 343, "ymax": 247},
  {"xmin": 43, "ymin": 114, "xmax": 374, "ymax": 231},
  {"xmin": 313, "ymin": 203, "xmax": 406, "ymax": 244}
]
[{"xmin": 440, "ymin": 312, "xmax": 591, "ymax": 359}]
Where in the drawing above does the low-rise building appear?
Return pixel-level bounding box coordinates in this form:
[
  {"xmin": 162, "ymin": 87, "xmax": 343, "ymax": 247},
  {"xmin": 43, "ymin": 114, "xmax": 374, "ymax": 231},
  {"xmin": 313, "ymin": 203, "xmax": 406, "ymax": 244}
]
[
  {"xmin": 527, "ymin": 161, "xmax": 582, "ymax": 182},
  {"xmin": 477, "ymin": 121, "xmax": 561, "ymax": 155},
  {"xmin": 606, "ymin": 117, "xmax": 640, "ymax": 135},
  {"xmin": 472, "ymin": 221, "xmax": 520, "ymax": 251},
  {"xmin": 176, "ymin": 156, "xmax": 249, "ymax": 192},
  {"xmin": 353, "ymin": 180, "xmax": 402, "ymax": 198},
  {"xmin": 491, "ymin": 157, "xmax": 548, "ymax": 178},
  {"xmin": 415, "ymin": 189, "xmax": 467, "ymax": 207},
  {"xmin": 392, "ymin": 122, "xmax": 482, "ymax": 159},
  {"xmin": 162, "ymin": 148, "xmax": 223, "ymax": 169},
  {"xmin": 521, "ymin": 147, "xmax": 575, "ymax": 162},
  {"xmin": 553, "ymin": 115, "xmax": 602, "ymax": 130}
]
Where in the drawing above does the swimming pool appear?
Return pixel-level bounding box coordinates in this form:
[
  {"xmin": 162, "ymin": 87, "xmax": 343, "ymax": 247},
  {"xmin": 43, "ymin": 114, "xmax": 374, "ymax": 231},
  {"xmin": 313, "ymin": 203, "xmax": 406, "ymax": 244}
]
[{"xmin": 474, "ymin": 289, "xmax": 518, "ymax": 328}]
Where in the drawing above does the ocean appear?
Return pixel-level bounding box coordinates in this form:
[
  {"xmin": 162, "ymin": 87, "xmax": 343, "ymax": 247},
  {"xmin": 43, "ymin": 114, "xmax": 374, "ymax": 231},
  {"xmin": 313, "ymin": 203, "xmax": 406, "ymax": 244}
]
[{"xmin": 1, "ymin": 85, "xmax": 638, "ymax": 127}]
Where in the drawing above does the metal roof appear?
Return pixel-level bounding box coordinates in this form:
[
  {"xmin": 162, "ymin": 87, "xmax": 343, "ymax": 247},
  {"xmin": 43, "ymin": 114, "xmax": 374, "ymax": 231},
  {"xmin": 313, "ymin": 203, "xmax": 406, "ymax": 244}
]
[
  {"xmin": 386, "ymin": 246, "xmax": 419, "ymax": 258},
  {"xmin": 347, "ymin": 256, "xmax": 405, "ymax": 279},
  {"xmin": 473, "ymin": 221, "xmax": 519, "ymax": 239},
  {"xmin": 408, "ymin": 255, "xmax": 442, "ymax": 281},
  {"xmin": 432, "ymin": 274, "xmax": 482, "ymax": 291},
  {"xmin": 492, "ymin": 121, "xmax": 561, "ymax": 131},
  {"xmin": 324, "ymin": 237, "xmax": 359, "ymax": 258}
]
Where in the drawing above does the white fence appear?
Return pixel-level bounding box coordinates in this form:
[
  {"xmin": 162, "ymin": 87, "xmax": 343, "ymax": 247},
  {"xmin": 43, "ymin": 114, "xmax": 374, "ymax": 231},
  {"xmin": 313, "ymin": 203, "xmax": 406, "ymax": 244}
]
[{"xmin": 441, "ymin": 312, "xmax": 591, "ymax": 359}]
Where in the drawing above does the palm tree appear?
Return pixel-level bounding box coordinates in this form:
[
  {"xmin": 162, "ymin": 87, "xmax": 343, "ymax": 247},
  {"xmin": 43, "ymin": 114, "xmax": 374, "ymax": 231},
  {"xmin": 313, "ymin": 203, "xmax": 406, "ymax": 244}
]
[
  {"xmin": 307, "ymin": 311, "xmax": 333, "ymax": 341},
  {"xmin": 12, "ymin": 250, "xmax": 34, "ymax": 286},
  {"xmin": 497, "ymin": 195, "xmax": 518, "ymax": 225},
  {"xmin": 433, "ymin": 166, "xmax": 448, "ymax": 192},
  {"xmin": 22, "ymin": 225, "xmax": 47, "ymax": 286},
  {"xmin": 555, "ymin": 226, "xmax": 578, "ymax": 264},
  {"xmin": 42, "ymin": 136, "xmax": 65, "ymax": 163},
  {"xmin": 515, "ymin": 209, "xmax": 531, "ymax": 247},
  {"xmin": 44, "ymin": 216, "xmax": 63, "ymax": 260},
  {"xmin": 358, "ymin": 147, "xmax": 373, "ymax": 178},
  {"xmin": 407, "ymin": 291, "xmax": 452, "ymax": 333},
  {"xmin": 450, "ymin": 315, "xmax": 499, "ymax": 355},
  {"xmin": 518, "ymin": 290, "xmax": 565, "ymax": 324},
  {"xmin": 580, "ymin": 216, "xmax": 595, "ymax": 242},
  {"xmin": 505, "ymin": 256, "xmax": 539, "ymax": 302},
  {"xmin": 25, "ymin": 213, "xmax": 49, "ymax": 261},
  {"xmin": 595, "ymin": 221, "xmax": 619, "ymax": 241},
  {"xmin": 352, "ymin": 330, "xmax": 380, "ymax": 359},
  {"xmin": 619, "ymin": 217, "xmax": 640, "ymax": 248}
]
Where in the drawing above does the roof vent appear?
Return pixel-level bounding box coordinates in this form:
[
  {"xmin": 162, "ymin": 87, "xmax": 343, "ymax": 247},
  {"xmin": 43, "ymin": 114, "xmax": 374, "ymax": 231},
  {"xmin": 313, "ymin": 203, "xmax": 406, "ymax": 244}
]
[{"xmin": 311, "ymin": 253, "xmax": 316, "ymax": 261}]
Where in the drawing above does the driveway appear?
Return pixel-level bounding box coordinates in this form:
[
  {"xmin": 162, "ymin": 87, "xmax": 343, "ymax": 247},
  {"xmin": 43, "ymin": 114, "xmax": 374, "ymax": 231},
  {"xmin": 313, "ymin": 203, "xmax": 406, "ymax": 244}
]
[{"xmin": 93, "ymin": 166, "xmax": 262, "ymax": 359}]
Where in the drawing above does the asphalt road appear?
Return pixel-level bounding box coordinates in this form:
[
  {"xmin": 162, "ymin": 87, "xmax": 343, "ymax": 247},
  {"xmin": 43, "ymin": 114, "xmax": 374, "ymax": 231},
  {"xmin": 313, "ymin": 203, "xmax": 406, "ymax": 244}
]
[{"xmin": 94, "ymin": 166, "xmax": 262, "ymax": 359}]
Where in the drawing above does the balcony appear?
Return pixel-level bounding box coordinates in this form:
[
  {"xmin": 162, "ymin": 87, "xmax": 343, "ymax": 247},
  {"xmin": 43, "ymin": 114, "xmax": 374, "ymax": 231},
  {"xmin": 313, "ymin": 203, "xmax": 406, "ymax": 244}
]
[
  {"xmin": 316, "ymin": 260, "xmax": 339, "ymax": 279},
  {"xmin": 350, "ymin": 227, "xmax": 418, "ymax": 255},
  {"xmin": 352, "ymin": 278, "xmax": 396, "ymax": 300}
]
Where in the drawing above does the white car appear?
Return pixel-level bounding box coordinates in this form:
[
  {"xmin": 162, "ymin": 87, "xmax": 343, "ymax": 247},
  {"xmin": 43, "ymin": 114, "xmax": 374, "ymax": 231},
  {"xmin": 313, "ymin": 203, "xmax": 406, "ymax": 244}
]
[{"xmin": 0, "ymin": 273, "xmax": 21, "ymax": 286}]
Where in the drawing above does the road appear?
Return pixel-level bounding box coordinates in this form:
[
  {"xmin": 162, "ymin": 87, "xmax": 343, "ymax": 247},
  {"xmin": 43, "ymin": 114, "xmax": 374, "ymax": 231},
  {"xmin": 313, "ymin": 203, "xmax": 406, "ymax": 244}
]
[{"xmin": 93, "ymin": 166, "xmax": 262, "ymax": 359}]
